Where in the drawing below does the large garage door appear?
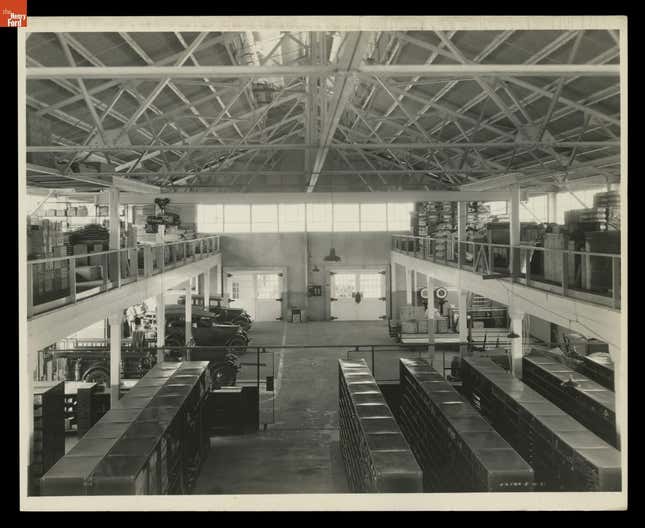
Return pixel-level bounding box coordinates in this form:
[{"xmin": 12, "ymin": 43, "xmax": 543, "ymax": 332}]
[
  {"xmin": 330, "ymin": 270, "xmax": 386, "ymax": 321},
  {"xmin": 226, "ymin": 272, "xmax": 284, "ymax": 321}
]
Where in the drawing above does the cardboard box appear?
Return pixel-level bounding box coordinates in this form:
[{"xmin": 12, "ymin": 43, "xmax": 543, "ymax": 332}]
[
  {"xmin": 73, "ymin": 244, "xmax": 89, "ymax": 266},
  {"xmin": 75, "ymin": 265, "xmax": 102, "ymax": 282},
  {"xmin": 400, "ymin": 305, "xmax": 426, "ymax": 321},
  {"xmin": 417, "ymin": 319, "xmax": 429, "ymax": 333},
  {"xmin": 53, "ymin": 246, "xmax": 67, "ymax": 258}
]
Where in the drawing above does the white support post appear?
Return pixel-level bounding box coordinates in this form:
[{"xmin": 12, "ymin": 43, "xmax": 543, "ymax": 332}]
[
  {"xmin": 108, "ymin": 188, "xmax": 121, "ymax": 286},
  {"xmin": 427, "ymin": 276, "xmax": 435, "ymax": 368},
  {"xmin": 458, "ymin": 288, "xmax": 469, "ymax": 357},
  {"xmin": 156, "ymin": 292, "xmax": 166, "ymax": 365},
  {"xmin": 457, "ymin": 201, "xmax": 467, "ymax": 268},
  {"xmin": 510, "ymin": 310, "xmax": 525, "ymax": 379},
  {"xmin": 547, "ymin": 192, "xmax": 558, "ymax": 223},
  {"xmin": 108, "ymin": 311, "xmax": 123, "ymax": 406},
  {"xmin": 202, "ymin": 270, "xmax": 211, "ymax": 307},
  {"xmin": 185, "ymin": 281, "xmax": 192, "ymax": 349},
  {"xmin": 410, "ymin": 270, "xmax": 416, "ymax": 306},
  {"xmin": 509, "ymin": 184, "xmax": 521, "ymax": 277}
]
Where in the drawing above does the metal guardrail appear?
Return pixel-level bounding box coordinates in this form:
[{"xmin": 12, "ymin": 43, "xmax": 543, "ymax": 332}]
[
  {"xmin": 27, "ymin": 235, "xmax": 220, "ymax": 318},
  {"xmin": 392, "ymin": 234, "xmax": 621, "ymax": 309}
]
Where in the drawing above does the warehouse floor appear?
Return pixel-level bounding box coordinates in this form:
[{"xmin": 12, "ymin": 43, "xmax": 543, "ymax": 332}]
[{"xmin": 192, "ymin": 321, "xmax": 440, "ymax": 494}]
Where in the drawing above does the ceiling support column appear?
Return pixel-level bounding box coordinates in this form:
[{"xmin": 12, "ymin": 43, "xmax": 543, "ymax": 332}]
[
  {"xmin": 108, "ymin": 311, "xmax": 123, "ymax": 407},
  {"xmin": 508, "ymin": 184, "xmax": 521, "ymax": 277},
  {"xmin": 509, "ymin": 310, "xmax": 525, "ymax": 379},
  {"xmin": 185, "ymin": 280, "xmax": 193, "ymax": 353},
  {"xmin": 547, "ymin": 192, "xmax": 558, "ymax": 223},
  {"xmin": 156, "ymin": 292, "xmax": 166, "ymax": 365}
]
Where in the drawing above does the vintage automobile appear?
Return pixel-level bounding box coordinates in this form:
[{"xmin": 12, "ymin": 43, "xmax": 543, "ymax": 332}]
[
  {"xmin": 41, "ymin": 340, "xmax": 157, "ymax": 387},
  {"xmin": 164, "ymin": 304, "xmax": 250, "ymax": 388},
  {"xmin": 177, "ymin": 294, "xmax": 252, "ymax": 331}
]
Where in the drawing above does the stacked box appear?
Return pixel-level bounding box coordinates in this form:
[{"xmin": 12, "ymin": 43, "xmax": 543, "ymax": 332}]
[
  {"xmin": 461, "ymin": 357, "xmax": 621, "ymax": 491},
  {"xmin": 88, "ymin": 243, "xmax": 105, "ymax": 266},
  {"xmin": 338, "ymin": 360, "xmax": 422, "ymax": 493},
  {"xmin": 397, "ymin": 359, "xmax": 534, "ymax": 492},
  {"xmin": 31, "ymin": 382, "xmax": 66, "ymax": 494},
  {"xmin": 40, "ymin": 362, "xmax": 210, "ymax": 496},
  {"xmin": 522, "ymin": 355, "xmax": 617, "ymax": 448}
]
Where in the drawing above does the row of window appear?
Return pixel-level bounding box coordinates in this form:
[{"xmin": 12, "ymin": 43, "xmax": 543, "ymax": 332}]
[
  {"xmin": 196, "ymin": 203, "xmax": 414, "ymax": 233},
  {"xmin": 519, "ymin": 187, "xmax": 608, "ymax": 224}
]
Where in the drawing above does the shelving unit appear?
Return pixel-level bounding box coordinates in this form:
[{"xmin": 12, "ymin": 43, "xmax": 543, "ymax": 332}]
[
  {"xmin": 31, "ymin": 381, "xmax": 65, "ymax": 496},
  {"xmin": 461, "ymin": 357, "xmax": 621, "ymax": 491},
  {"xmin": 338, "ymin": 359, "xmax": 422, "ymax": 493},
  {"xmin": 398, "ymin": 358, "xmax": 534, "ymax": 492},
  {"xmin": 40, "ymin": 361, "xmax": 211, "ymax": 496}
]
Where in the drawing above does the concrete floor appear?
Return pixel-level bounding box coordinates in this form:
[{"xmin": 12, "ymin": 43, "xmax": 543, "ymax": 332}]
[{"xmin": 193, "ymin": 320, "xmax": 414, "ymax": 494}]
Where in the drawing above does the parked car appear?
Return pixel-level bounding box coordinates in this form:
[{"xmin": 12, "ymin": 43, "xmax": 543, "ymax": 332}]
[
  {"xmin": 41, "ymin": 340, "xmax": 157, "ymax": 387},
  {"xmin": 178, "ymin": 295, "xmax": 252, "ymax": 331},
  {"xmin": 164, "ymin": 304, "xmax": 250, "ymax": 388}
]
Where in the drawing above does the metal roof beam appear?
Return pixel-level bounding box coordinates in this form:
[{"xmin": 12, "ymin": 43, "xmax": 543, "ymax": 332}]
[
  {"xmin": 307, "ymin": 32, "xmax": 373, "ymax": 192},
  {"xmin": 26, "ymin": 63, "xmax": 619, "ymax": 80}
]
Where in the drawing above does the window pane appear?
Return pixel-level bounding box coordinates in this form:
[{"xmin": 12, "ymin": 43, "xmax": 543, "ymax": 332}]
[
  {"xmin": 333, "ymin": 203, "xmax": 359, "ymax": 232},
  {"xmin": 223, "ymin": 205, "xmax": 250, "ymax": 233},
  {"xmin": 251, "ymin": 204, "xmax": 278, "ymax": 232},
  {"xmin": 520, "ymin": 195, "xmax": 547, "ymax": 223},
  {"xmin": 360, "ymin": 203, "xmax": 387, "ymax": 231},
  {"xmin": 359, "ymin": 273, "xmax": 383, "ymax": 298},
  {"xmin": 256, "ymin": 274, "xmax": 280, "ymax": 299},
  {"xmin": 555, "ymin": 187, "xmax": 605, "ymax": 224},
  {"xmin": 333, "ymin": 274, "xmax": 356, "ymax": 299},
  {"xmin": 306, "ymin": 203, "xmax": 332, "ymax": 231},
  {"xmin": 488, "ymin": 201, "xmax": 508, "ymax": 218},
  {"xmin": 278, "ymin": 203, "xmax": 305, "ymax": 232},
  {"xmin": 387, "ymin": 203, "xmax": 413, "ymax": 231},
  {"xmin": 196, "ymin": 204, "xmax": 223, "ymax": 233}
]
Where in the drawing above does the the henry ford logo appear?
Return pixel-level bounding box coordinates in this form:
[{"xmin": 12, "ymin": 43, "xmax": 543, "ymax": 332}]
[{"xmin": 1, "ymin": 1, "xmax": 27, "ymax": 27}]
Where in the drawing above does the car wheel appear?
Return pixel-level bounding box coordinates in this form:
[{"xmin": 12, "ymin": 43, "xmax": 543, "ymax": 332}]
[
  {"xmin": 226, "ymin": 335, "xmax": 248, "ymax": 355},
  {"xmin": 210, "ymin": 363, "xmax": 237, "ymax": 390},
  {"xmin": 165, "ymin": 335, "xmax": 184, "ymax": 361},
  {"xmin": 83, "ymin": 367, "xmax": 110, "ymax": 386},
  {"xmin": 232, "ymin": 317, "xmax": 250, "ymax": 330}
]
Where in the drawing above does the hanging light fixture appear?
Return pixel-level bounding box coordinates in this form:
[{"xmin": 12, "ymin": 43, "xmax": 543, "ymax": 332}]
[
  {"xmin": 324, "ymin": 177, "xmax": 341, "ymax": 262},
  {"xmin": 323, "ymin": 248, "xmax": 341, "ymax": 262}
]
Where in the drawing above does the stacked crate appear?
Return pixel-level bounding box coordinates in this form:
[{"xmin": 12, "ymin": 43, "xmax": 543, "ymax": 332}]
[
  {"xmin": 461, "ymin": 357, "xmax": 621, "ymax": 491},
  {"xmin": 397, "ymin": 358, "xmax": 534, "ymax": 492},
  {"xmin": 594, "ymin": 191, "xmax": 620, "ymax": 231},
  {"xmin": 39, "ymin": 362, "xmax": 211, "ymax": 496},
  {"xmin": 338, "ymin": 360, "xmax": 422, "ymax": 493},
  {"xmin": 522, "ymin": 355, "xmax": 617, "ymax": 449},
  {"xmin": 543, "ymin": 233, "xmax": 568, "ymax": 283},
  {"xmin": 584, "ymin": 231, "xmax": 620, "ymax": 294},
  {"xmin": 565, "ymin": 208, "xmax": 608, "ymax": 234},
  {"xmin": 31, "ymin": 382, "xmax": 65, "ymax": 495}
]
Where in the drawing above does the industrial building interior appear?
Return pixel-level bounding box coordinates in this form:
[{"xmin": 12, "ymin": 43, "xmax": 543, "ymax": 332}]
[{"xmin": 21, "ymin": 22, "xmax": 625, "ymax": 508}]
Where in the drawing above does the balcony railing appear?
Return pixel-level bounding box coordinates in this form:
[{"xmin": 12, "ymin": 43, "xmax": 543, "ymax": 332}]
[
  {"xmin": 27, "ymin": 236, "xmax": 220, "ymax": 318},
  {"xmin": 392, "ymin": 234, "xmax": 621, "ymax": 310}
]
